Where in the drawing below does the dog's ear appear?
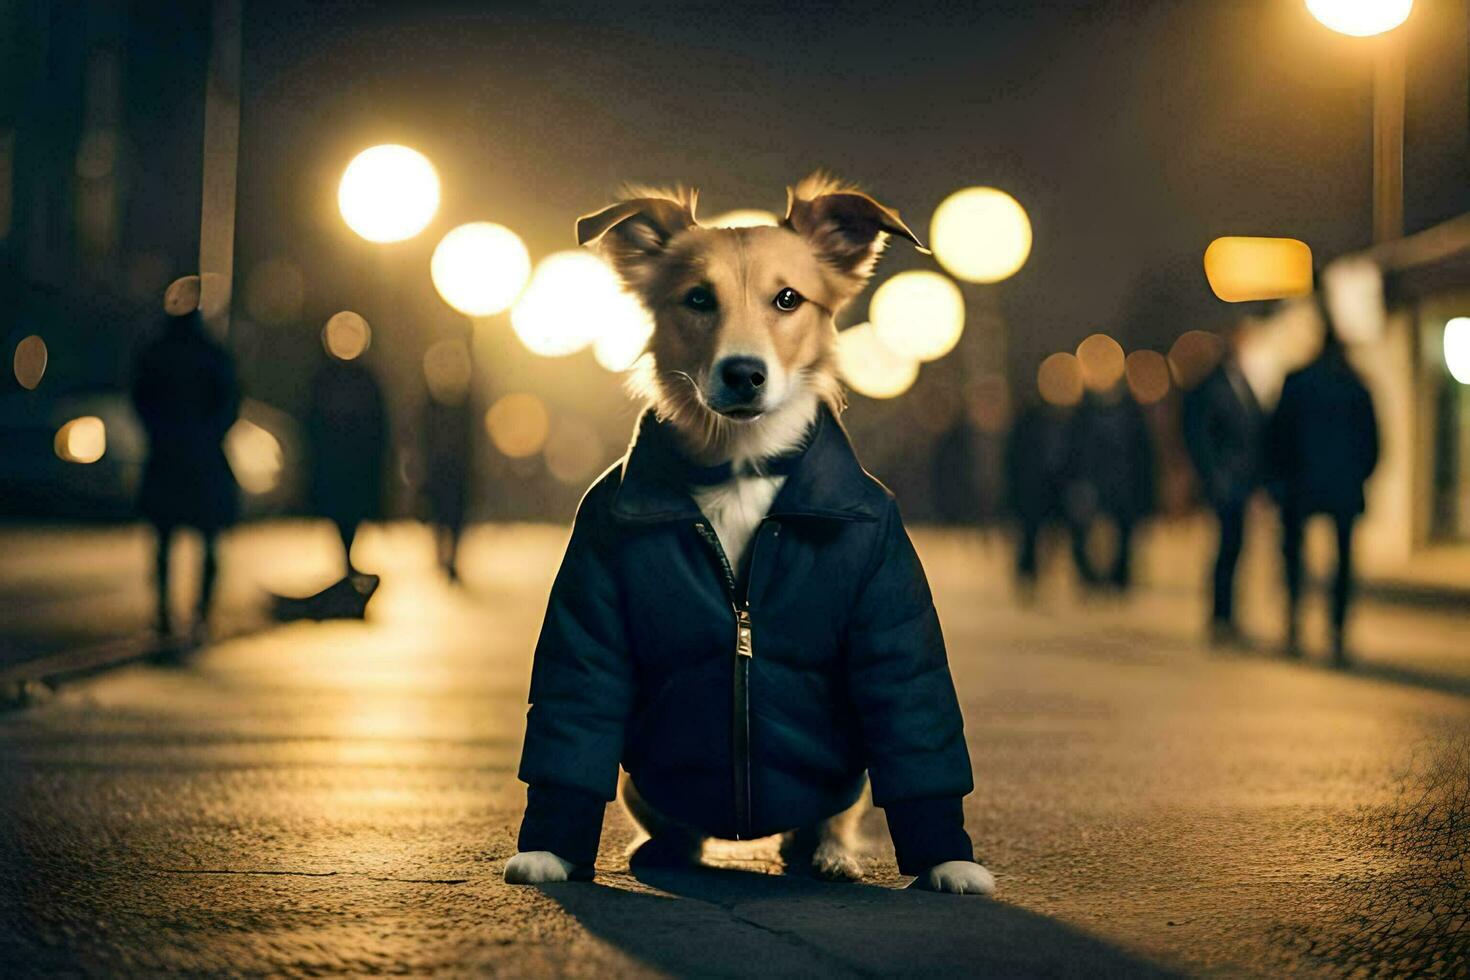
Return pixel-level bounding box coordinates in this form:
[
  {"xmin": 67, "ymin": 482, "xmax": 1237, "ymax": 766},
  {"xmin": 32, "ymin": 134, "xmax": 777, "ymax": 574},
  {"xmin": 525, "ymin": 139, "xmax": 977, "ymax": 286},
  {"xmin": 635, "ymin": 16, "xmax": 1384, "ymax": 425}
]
[
  {"xmin": 784, "ymin": 175, "xmax": 926, "ymax": 293},
  {"xmin": 576, "ymin": 192, "xmax": 698, "ymax": 289}
]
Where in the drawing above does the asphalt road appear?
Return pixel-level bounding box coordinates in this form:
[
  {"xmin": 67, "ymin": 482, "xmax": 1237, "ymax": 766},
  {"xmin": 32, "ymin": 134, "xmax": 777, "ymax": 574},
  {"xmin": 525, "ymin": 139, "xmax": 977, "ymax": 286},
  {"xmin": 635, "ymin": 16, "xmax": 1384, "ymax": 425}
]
[{"xmin": 0, "ymin": 521, "xmax": 1466, "ymax": 976}]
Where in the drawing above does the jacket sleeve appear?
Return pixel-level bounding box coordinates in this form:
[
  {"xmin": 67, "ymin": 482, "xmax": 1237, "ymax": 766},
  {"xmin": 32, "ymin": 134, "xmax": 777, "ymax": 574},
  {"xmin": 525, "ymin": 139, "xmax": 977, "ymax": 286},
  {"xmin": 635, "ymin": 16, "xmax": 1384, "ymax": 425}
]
[
  {"xmin": 846, "ymin": 500, "xmax": 975, "ymax": 874},
  {"xmin": 515, "ymin": 481, "xmax": 636, "ymax": 866}
]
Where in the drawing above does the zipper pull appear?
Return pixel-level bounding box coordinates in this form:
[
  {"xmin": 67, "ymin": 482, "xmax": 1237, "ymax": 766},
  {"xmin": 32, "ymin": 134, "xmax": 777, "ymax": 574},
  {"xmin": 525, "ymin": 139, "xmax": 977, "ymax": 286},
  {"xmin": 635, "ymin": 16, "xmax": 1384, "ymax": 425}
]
[{"xmin": 735, "ymin": 608, "xmax": 753, "ymax": 658}]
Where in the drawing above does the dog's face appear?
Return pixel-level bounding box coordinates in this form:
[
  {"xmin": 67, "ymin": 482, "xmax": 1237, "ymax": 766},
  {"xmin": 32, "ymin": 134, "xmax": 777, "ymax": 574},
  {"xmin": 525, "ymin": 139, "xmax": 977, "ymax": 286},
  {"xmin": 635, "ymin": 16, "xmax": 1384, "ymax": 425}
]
[{"xmin": 578, "ymin": 175, "xmax": 921, "ymax": 427}]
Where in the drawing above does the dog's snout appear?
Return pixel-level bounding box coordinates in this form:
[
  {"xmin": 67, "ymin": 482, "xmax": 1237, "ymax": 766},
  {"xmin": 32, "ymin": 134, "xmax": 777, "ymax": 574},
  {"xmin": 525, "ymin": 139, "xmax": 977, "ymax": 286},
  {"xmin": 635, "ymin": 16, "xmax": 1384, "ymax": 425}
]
[{"xmin": 718, "ymin": 356, "xmax": 767, "ymax": 397}]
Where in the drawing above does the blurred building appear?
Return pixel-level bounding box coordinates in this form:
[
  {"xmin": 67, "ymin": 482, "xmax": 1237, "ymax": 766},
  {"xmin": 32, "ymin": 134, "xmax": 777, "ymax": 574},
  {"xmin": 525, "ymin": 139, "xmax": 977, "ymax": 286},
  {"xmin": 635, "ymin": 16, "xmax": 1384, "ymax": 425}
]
[{"xmin": 0, "ymin": 0, "xmax": 237, "ymax": 517}]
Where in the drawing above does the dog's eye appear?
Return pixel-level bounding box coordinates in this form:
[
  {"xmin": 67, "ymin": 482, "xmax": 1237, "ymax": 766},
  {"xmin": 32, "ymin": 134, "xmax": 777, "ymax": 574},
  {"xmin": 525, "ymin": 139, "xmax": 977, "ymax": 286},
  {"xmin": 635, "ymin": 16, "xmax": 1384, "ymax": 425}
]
[
  {"xmin": 773, "ymin": 287, "xmax": 804, "ymax": 313},
  {"xmin": 683, "ymin": 286, "xmax": 716, "ymax": 312}
]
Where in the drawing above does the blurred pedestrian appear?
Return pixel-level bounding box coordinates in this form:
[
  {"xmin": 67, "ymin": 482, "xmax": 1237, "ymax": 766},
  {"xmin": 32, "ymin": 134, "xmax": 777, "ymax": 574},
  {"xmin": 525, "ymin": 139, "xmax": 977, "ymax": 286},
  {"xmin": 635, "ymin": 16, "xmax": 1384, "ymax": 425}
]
[
  {"xmin": 308, "ymin": 344, "xmax": 387, "ymax": 575},
  {"xmin": 1182, "ymin": 323, "xmax": 1264, "ymax": 646},
  {"xmin": 130, "ymin": 291, "xmax": 240, "ymax": 640},
  {"xmin": 1004, "ymin": 398, "xmax": 1073, "ymax": 599},
  {"xmin": 1066, "ymin": 383, "xmax": 1155, "ymax": 591},
  {"xmin": 1268, "ymin": 323, "xmax": 1379, "ymax": 666},
  {"xmin": 422, "ymin": 390, "xmax": 472, "ymax": 582}
]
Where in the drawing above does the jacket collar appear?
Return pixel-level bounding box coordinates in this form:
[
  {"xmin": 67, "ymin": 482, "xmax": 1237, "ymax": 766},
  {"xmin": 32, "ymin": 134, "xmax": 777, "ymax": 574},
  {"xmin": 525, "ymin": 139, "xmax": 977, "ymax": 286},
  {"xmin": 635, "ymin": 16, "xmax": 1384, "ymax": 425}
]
[{"xmin": 609, "ymin": 404, "xmax": 888, "ymax": 525}]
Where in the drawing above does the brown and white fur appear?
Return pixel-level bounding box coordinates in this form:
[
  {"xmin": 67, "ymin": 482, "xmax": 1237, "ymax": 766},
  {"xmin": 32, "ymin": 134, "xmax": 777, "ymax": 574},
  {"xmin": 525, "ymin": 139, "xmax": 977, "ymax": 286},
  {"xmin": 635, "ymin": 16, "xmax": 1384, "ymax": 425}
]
[{"xmin": 505, "ymin": 175, "xmax": 994, "ymax": 896}]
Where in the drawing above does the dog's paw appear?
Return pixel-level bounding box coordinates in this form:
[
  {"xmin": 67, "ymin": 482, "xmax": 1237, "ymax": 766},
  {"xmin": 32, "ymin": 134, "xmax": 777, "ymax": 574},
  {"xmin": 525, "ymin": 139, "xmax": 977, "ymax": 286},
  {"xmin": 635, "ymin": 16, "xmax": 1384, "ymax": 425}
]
[
  {"xmin": 504, "ymin": 851, "xmax": 576, "ymax": 885},
  {"xmin": 907, "ymin": 860, "xmax": 995, "ymax": 896},
  {"xmin": 810, "ymin": 840, "xmax": 863, "ymax": 882}
]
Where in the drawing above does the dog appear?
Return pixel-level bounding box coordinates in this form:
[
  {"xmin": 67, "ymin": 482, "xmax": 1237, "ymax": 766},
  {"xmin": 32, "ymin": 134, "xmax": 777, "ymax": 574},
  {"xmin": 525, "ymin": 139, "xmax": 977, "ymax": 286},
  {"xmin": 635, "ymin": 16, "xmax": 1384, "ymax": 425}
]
[{"xmin": 504, "ymin": 174, "xmax": 994, "ymax": 896}]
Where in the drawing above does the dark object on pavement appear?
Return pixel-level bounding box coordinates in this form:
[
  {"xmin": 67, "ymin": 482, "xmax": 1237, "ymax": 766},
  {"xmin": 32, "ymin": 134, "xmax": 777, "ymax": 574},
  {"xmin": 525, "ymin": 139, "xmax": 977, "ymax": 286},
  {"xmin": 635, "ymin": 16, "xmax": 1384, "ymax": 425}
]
[
  {"xmin": 130, "ymin": 311, "xmax": 241, "ymax": 636},
  {"xmin": 423, "ymin": 394, "xmax": 472, "ymax": 581},
  {"xmin": 271, "ymin": 573, "xmax": 380, "ymax": 622},
  {"xmin": 515, "ymin": 407, "xmax": 975, "ymax": 876},
  {"xmin": 1268, "ymin": 330, "xmax": 1379, "ymax": 663}
]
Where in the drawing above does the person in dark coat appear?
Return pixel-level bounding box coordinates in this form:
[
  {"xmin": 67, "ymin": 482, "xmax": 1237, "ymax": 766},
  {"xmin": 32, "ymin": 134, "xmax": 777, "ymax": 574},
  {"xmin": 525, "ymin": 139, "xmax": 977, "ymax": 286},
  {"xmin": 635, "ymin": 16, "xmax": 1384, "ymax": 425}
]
[
  {"xmin": 1268, "ymin": 327, "xmax": 1379, "ymax": 665},
  {"xmin": 422, "ymin": 390, "xmax": 471, "ymax": 582},
  {"xmin": 1005, "ymin": 398, "xmax": 1073, "ymax": 598},
  {"xmin": 308, "ymin": 351, "xmax": 387, "ymax": 574},
  {"xmin": 1066, "ymin": 383, "xmax": 1155, "ymax": 590},
  {"xmin": 1182, "ymin": 336, "xmax": 1264, "ymax": 645},
  {"xmin": 511, "ymin": 406, "xmax": 976, "ymax": 883},
  {"xmin": 130, "ymin": 309, "xmax": 241, "ymax": 637}
]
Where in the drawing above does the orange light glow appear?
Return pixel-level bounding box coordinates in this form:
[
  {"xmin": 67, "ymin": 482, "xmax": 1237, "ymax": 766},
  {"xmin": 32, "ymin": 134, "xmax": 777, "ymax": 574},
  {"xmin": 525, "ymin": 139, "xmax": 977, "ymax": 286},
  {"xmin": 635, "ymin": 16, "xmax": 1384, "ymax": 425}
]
[
  {"xmin": 1076, "ymin": 334, "xmax": 1126, "ymax": 392},
  {"xmin": 869, "ymin": 270, "xmax": 965, "ymax": 363},
  {"xmin": 1125, "ymin": 349, "xmax": 1171, "ymax": 404},
  {"xmin": 431, "ymin": 222, "xmax": 532, "ymax": 317},
  {"xmin": 1037, "ymin": 352, "xmax": 1084, "ymax": 407},
  {"xmin": 55, "ymin": 416, "xmax": 106, "ymax": 464},
  {"xmin": 323, "ymin": 311, "xmax": 371, "ymax": 361},
  {"xmin": 1167, "ymin": 330, "xmax": 1226, "ymax": 389},
  {"xmin": 164, "ymin": 275, "xmax": 201, "ymax": 316},
  {"xmin": 1204, "ymin": 237, "xmax": 1313, "ymax": 303},
  {"xmin": 706, "ymin": 209, "xmax": 780, "ymax": 229},
  {"xmin": 13, "ymin": 335, "xmax": 47, "ymax": 390},
  {"xmin": 1305, "ymin": 0, "xmax": 1412, "ymax": 37},
  {"xmin": 485, "ymin": 393, "xmax": 550, "ymax": 458}
]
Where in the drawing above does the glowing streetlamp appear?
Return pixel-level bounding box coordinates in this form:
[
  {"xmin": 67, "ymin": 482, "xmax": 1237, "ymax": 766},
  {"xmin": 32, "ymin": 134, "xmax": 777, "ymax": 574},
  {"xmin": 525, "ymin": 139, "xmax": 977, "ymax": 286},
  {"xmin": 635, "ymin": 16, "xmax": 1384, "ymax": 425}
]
[
  {"xmin": 1444, "ymin": 318, "xmax": 1470, "ymax": 385},
  {"xmin": 512, "ymin": 250, "xmax": 636, "ymax": 359},
  {"xmin": 338, "ymin": 145, "xmax": 440, "ymax": 243},
  {"xmin": 836, "ymin": 322, "xmax": 920, "ymax": 399},
  {"xmin": 1306, "ymin": 0, "xmax": 1412, "ymax": 37},
  {"xmin": 869, "ymin": 270, "xmax": 965, "ymax": 363},
  {"xmin": 322, "ymin": 311, "xmax": 371, "ymax": 360},
  {"xmin": 55, "ymin": 416, "xmax": 106, "ymax": 464},
  {"xmin": 431, "ymin": 222, "xmax": 531, "ymax": 317},
  {"xmin": 706, "ymin": 209, "xmax": 780, "ymax": 229},
  {"xmin": 1305, "ymin": 1, "xmax": 1412, "ymax": 242},
  {"xmin": 1203, "ymin": 236, "xmax": 1314, "ymax": 303},
  {"xmin": 929, "ymin": 187, "xmax": 1032, "ymax": 284}
]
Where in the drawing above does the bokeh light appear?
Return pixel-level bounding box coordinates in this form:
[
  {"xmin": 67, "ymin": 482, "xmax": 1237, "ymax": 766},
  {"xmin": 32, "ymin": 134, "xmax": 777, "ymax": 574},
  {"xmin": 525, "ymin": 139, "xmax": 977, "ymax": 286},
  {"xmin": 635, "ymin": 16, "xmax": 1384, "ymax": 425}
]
[
  {"xmin": 706, "ymin": 209, "xmax": 781, "ymax": 229},
  {"xmin": 431, "ymin": 222, "xmax": 531, "ymax": 317},
  {"xmin": 423, "ymin": 338, "xmax": 473, "ymax": 404},
  {"xmin": 485, "ymin": 392, "xmax": 550, "ymax": 458},
  {"xmin": 1444, "ymin": 317, "xmax": 1470, "ymax": 385},
  {"xmin": 1037, "ymin": 352, "xmax": 1084, "ymax": 407},
  {"xmin": 244, "ymin": 257, "xmax": 306, "ymax": 325},
  {"xmin": 544, "ymin": 416, "xmax": 605, "ymax": 485},
  {"xmin": 323, "ymin": 311, "xmax": 371, "ymax": 361},
  {"xmin": 13, "ymin": 335, "xmax": 47, "ymax": 390},
  {"xmin": 593, "ymin": 294, "xmax": 655, "ymax": 371},
  {"xmin": 1305, "ymin": 0, "xmax": 1412, "ymax": 37},
  {"xmin": 224, "ymin": 418, "xmax": 284, "ymax": 494},
  {"xmin": 836, "ymin": 321, "xmax": 920, "ymax": 399},
  {"xmin": 967, "ymin": 374, "xmax": 1012, "ymax": 433},
  {"xmin": 930, "ymin": 187, "xmax": 1032, "ymax": 284},
  {"xmin": 1167, "ymin": 330, "xmax": 1225, "ymax": 389},
  {"xmin": 54, "ymin": 416, "xmax": 105, "ymax": 464},
  {"xmin": 338, "ymin": 144, "xmax": 440, "ymax": 243},
  {"xmin": 1204, "ymin": 236, "xmax": 1313, "ymax": 303},
  {"xmin": 164, "ymin": 275, "xmax": 201, "ymax": 316},
  {"xmin": 869, "ymin": 270, "xmax": 965, "ymax": 362},
  {"xmin": 512, "ymin": 250, "xmax": 636, "ymax": 358},
  {"xmin": 1076, "ymin": 333, "xmax": 1126, "ymax": 392},
  {"xmin": 1125, "ymin": 349, "xmax": 1172, "ymax": 404}
]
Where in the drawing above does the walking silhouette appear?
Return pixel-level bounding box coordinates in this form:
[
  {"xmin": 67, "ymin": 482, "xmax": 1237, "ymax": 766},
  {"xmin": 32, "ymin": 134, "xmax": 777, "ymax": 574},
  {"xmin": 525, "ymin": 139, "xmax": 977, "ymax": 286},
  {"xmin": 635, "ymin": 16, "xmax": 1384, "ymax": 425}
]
[
  {"xmin": 1268, "ymin": 323, "xmax": 1379, "ymax": 665},
  {"xmin": 130, "ymin": 301, "xmax": 241, "ymax": 641}
]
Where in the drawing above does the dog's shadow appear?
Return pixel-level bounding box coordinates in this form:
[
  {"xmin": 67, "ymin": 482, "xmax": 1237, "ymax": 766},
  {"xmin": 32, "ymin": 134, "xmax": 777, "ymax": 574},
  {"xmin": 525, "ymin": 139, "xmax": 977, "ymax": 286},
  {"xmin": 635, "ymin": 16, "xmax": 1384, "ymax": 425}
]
[{"xmin": 538, "ymin": 865, "xmax": 1178, "ymax": 977}]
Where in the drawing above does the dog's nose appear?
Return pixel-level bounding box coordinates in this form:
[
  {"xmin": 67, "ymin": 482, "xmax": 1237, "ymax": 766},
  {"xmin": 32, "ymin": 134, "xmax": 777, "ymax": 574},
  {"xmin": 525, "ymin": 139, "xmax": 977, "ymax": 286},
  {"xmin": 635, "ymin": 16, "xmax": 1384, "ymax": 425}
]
[{"xmin": 718, "ymin": 356, "xmax": 767, "ymax": 398}]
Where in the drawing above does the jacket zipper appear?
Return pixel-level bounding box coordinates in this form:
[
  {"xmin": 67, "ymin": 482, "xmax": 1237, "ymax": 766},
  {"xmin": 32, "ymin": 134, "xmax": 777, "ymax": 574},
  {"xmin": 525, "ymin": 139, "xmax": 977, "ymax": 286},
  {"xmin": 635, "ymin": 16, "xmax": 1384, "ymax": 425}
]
[{"xmin": 694, "ymin": 520, "xmax": 760, "ymax": 839}]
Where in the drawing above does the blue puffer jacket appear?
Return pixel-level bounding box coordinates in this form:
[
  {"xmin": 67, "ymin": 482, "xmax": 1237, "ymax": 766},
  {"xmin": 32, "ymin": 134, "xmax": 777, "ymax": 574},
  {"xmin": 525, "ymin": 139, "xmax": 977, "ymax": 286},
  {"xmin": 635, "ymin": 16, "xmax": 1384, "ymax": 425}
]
[{"xmin": 516, "ymin": 406, "xmax": 975, "ymax": 875}]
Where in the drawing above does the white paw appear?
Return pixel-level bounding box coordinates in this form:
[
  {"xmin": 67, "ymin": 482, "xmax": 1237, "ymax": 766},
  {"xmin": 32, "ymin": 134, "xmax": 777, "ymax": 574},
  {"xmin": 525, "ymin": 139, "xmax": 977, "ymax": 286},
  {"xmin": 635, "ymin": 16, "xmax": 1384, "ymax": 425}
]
[
  {"xmin": 811, "ymin": 840, "xmax": 864, "ymax": 881},
  {"xmin": 504, "ymin": 850, "xmax": 576, "ymax": 884},
  {"xmin": 907, "ymin": 860, "xmax": 995, "ymax": 896}
]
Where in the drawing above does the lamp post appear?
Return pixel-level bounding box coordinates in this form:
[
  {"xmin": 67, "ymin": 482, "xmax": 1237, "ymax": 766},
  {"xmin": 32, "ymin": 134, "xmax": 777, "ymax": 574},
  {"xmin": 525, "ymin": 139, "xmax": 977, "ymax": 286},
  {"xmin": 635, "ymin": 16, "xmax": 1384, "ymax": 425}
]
[{"xmin": 1305, "ymin": 0, "xmax": 1413, "ymax": 243}]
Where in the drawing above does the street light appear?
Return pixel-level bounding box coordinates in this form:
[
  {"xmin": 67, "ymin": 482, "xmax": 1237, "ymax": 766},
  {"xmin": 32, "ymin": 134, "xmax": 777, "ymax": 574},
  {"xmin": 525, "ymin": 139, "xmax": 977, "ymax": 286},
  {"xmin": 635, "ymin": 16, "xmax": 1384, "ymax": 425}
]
[
  {"xmin": 430, "ymin": 222, "xmax": 531, "ymax": 317},
  {"xmin": 511, "ymin": 250, "xmax": 632, "ymax": 359},
  {"xmin": 1305, "ymin": 1, "xmax": 1412, "ymax": 242},
  {"xmin": 836, "ymin": 321, "xmax": 920, "ymax": 399},
  {"xmin": 338, "ymin": 145, "xmax": 440, "ymax": 243},
  {"xmin": 869, "ymin": 270, "xmax": 965, "ymax": 362},
  {"xmin": 929, "ymin": 187, "xmax": 1032, "ymax": 284},
  {"xmin": 1306, "ymin": 0, "xmax": 1412, "ymax": 37},
  {"xmin": 1444, "ymin": 318, "xmax": 1470, "ymax": 385}
]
